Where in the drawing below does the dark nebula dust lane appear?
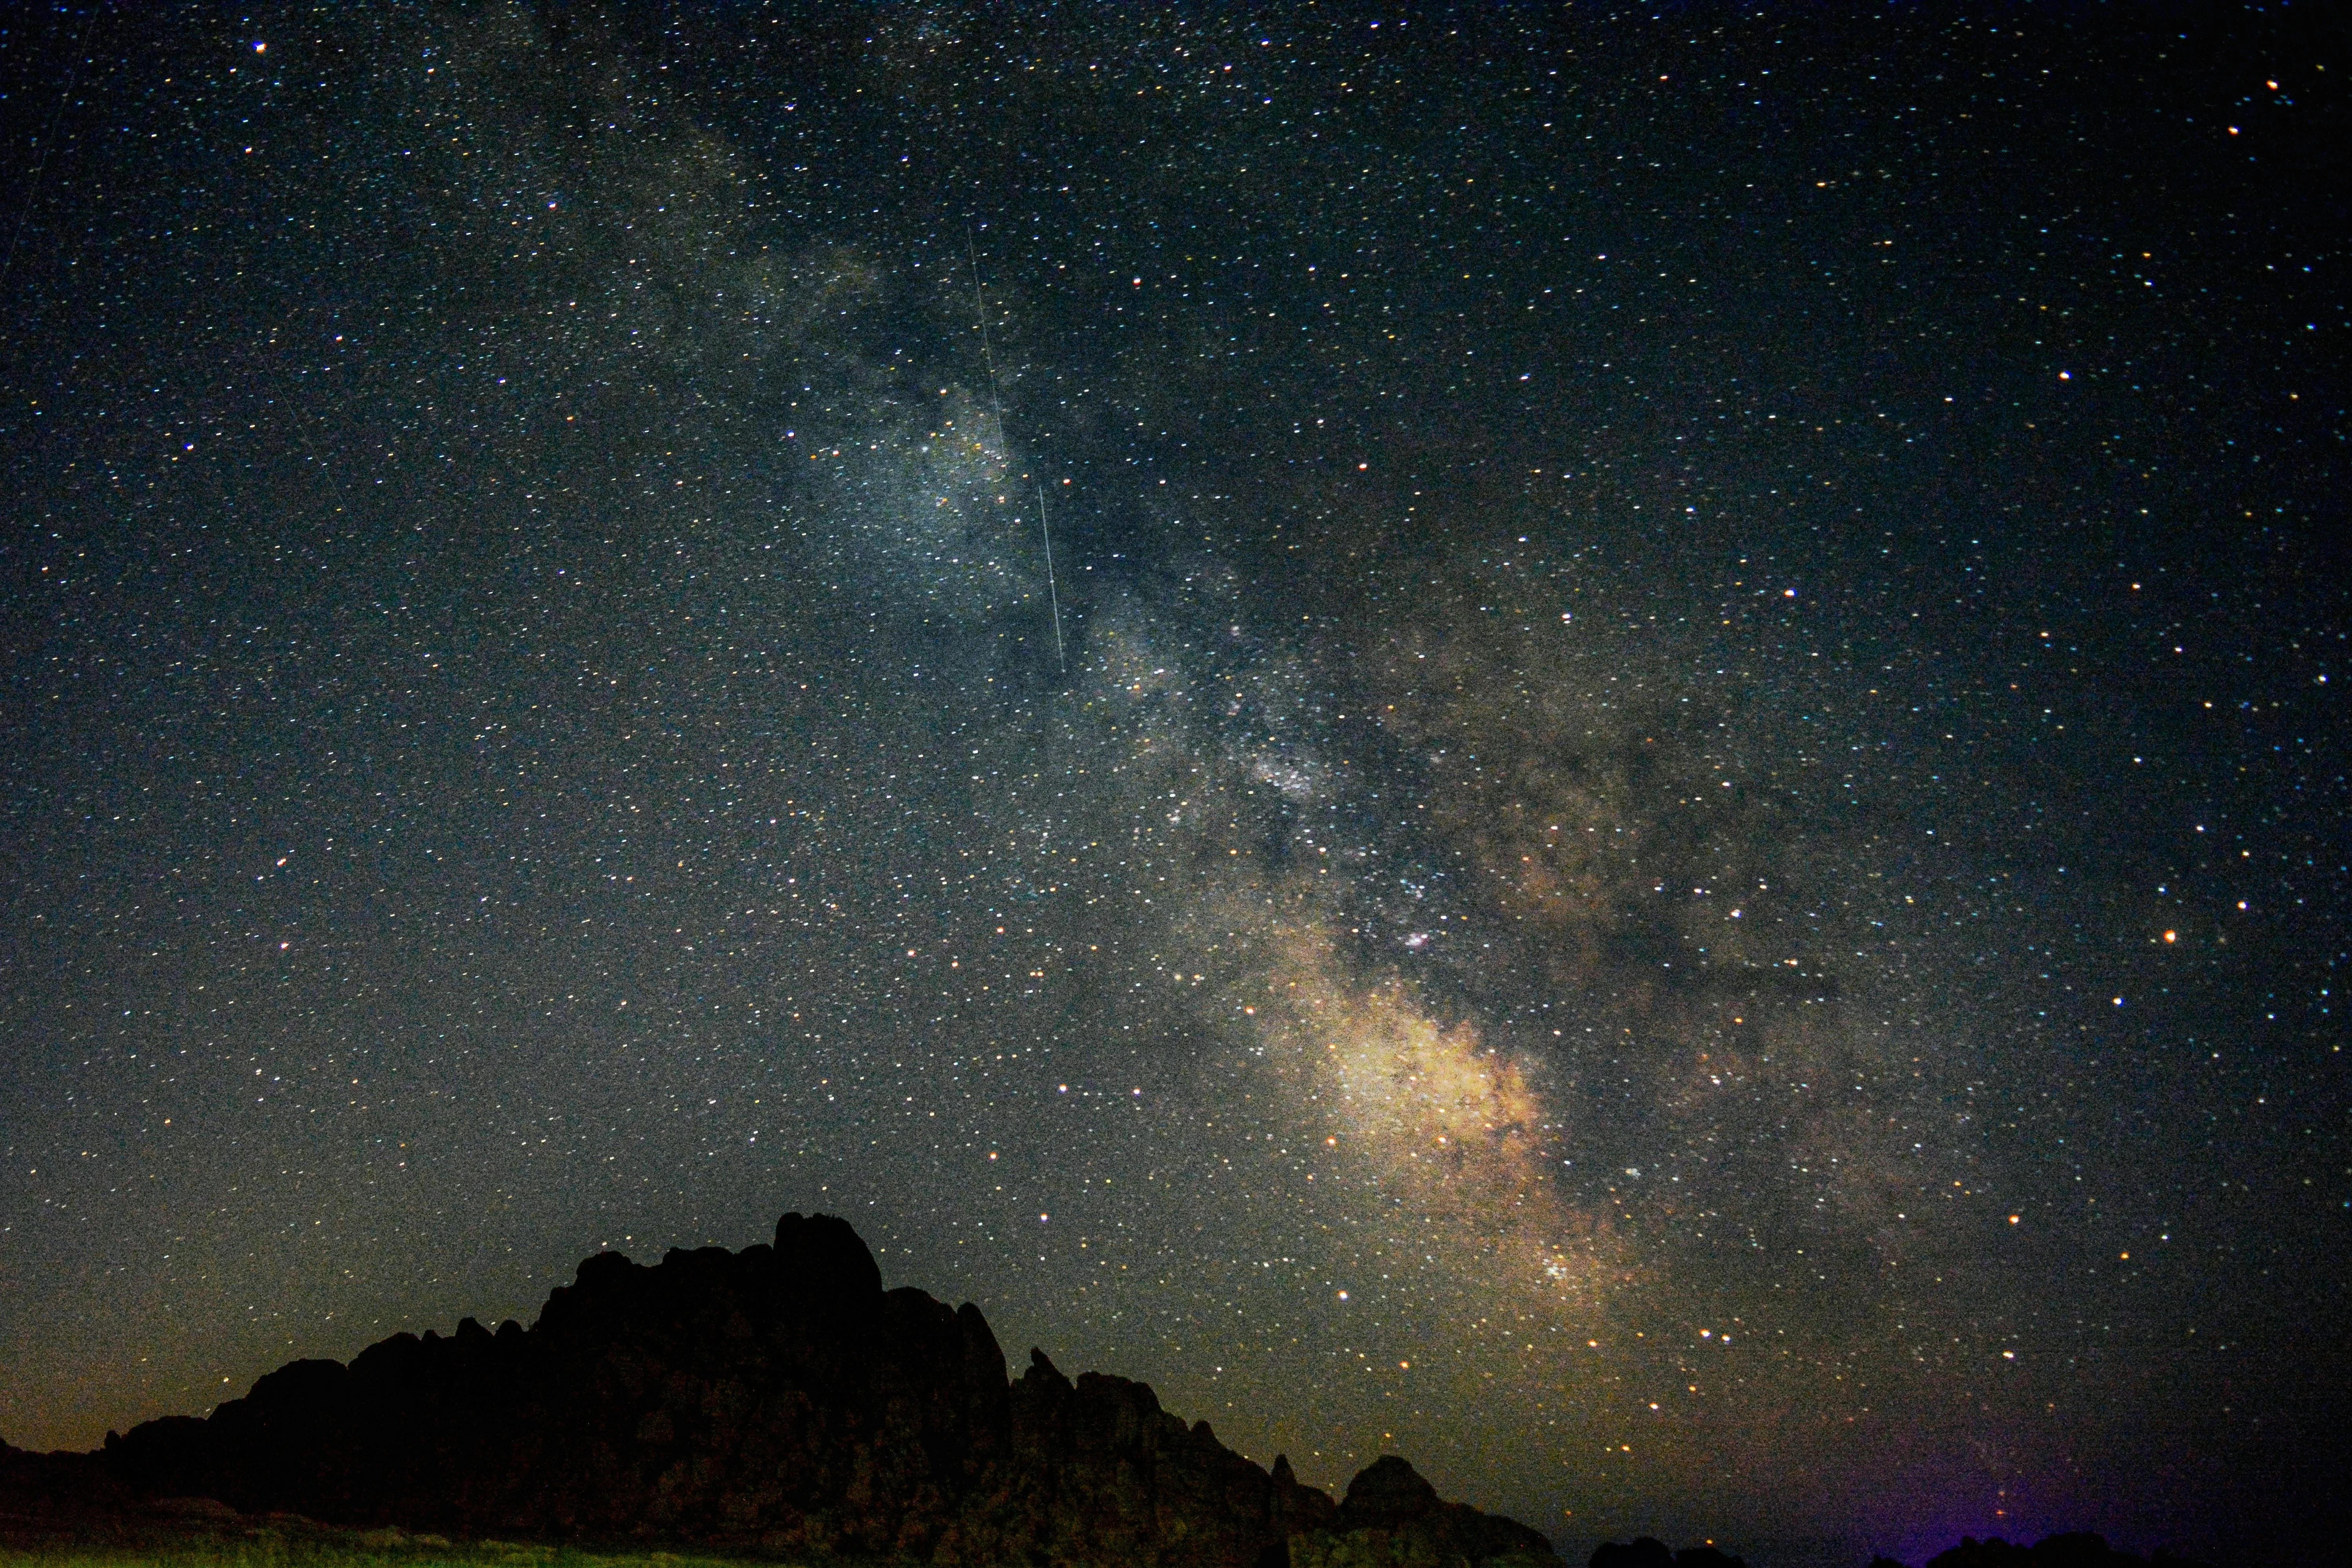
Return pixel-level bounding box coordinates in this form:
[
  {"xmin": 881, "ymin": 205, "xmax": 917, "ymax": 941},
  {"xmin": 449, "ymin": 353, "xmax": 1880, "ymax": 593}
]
[{"xmin": 1, "ymin": 5, "xmax": 2345, "ymax": 1566}]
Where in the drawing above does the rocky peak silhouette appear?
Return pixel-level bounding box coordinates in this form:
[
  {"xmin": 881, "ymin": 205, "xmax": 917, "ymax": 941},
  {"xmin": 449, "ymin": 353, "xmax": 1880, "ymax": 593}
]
[{"xmin": 90, "ymin": 1212, "xmax": 1556, "ymax": 1568}]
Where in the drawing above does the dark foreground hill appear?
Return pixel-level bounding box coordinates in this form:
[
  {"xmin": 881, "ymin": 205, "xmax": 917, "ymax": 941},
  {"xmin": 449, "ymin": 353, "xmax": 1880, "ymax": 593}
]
[{"xmin": 71, "ymin": 1211, "xmax": 1554, "ymax": 1568}]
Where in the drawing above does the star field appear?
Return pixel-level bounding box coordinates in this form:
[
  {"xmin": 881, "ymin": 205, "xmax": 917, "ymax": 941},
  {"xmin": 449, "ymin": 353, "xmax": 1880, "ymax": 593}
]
[{"xmin": 1, "ymin": 5, "xmax": 2345, "ymax": 1566}]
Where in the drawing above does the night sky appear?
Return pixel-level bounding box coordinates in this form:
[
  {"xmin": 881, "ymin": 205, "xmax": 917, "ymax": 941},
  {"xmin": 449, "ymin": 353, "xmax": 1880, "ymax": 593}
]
[{"xmin": 2, "ymin": 4, "xmax": 2346, "ymax": 1565}]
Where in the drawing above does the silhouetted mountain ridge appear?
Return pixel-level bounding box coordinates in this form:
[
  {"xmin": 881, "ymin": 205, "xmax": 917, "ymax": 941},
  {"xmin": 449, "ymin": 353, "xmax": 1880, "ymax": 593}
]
[
  {"xmin": 86, "ymin": 1211, "xmax": 1556, "ymax": 1568},
  {"xmin": 1900, "ymin": 1530, "xmax": 2213, "ymax": 1568}
]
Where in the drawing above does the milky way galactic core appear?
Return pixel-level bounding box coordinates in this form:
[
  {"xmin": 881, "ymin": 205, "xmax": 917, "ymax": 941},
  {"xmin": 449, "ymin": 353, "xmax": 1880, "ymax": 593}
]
[{"xmin": 1, "ymin": 6, "xmax": 2343, "ymax": 1566}]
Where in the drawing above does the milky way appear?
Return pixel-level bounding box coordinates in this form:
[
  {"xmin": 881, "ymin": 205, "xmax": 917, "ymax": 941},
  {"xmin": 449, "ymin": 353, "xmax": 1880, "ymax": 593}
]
[{"xmin": 2, "ymin": 7, "xmax": 2345, "ymax": 1566}]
